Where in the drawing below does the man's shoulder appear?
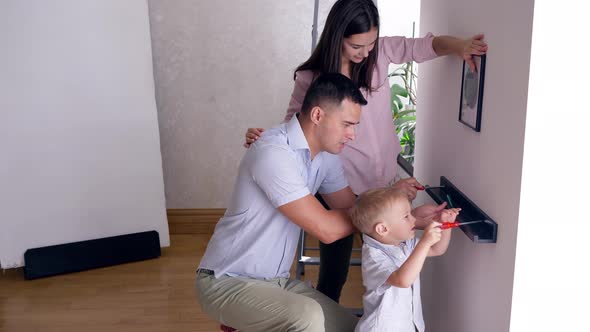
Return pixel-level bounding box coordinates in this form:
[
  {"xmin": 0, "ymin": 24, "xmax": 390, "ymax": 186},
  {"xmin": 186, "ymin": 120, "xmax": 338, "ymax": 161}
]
[
  {"xmin": 250, "ymin": 124, "xmax": 292, "ymax": 153},
  {"xmin": 245, "ymin": 124, "xmax": 300, "ymax": 169},
  {"xmin": 318, "ymin": 151, "xmax": 342, "ymax": 165}
]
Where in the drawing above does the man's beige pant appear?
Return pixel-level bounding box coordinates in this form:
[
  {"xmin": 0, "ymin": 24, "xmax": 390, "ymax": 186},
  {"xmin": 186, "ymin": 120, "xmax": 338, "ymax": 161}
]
[{"xmin": 196, "ymin": 270, "xmax": 358, "ymax": 332}]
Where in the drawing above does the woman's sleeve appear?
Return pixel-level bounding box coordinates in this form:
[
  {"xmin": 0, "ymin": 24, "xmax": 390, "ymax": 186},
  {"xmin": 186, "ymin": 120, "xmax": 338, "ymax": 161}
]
[
  {"xmin": 284, "ymin": 70, "xmax": 313, "ymax": 122},
  {"xmin": 379, "ymin": 32, "xmax": 438, "ymax": 64}
]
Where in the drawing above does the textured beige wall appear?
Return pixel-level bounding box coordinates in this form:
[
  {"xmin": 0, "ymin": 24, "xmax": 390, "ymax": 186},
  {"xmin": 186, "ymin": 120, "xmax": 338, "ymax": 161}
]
[
  {"xmin": 148, "ymin": 0, "xmax": 339, "ymax": 208},
  {"xmin": 414, "ymin": 0, "xmax": 534, "ymax": 331}
]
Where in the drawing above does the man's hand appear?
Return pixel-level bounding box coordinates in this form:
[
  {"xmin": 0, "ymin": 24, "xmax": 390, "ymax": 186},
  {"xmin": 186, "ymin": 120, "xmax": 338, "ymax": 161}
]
[
  {"xmin": 438, "ymin": 208, "xmax": 461, "ymax": 223},
  {"xmin": 390, "ymin": 177, "xmax": 423, "ymax": 201},
  {"xmin": 412, "ymin": 202, "xmax": 447, "ymax": 229}
]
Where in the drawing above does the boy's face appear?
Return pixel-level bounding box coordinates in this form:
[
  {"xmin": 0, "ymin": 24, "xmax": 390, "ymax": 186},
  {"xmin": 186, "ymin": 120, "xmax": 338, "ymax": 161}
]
[{"xmin": 378, "ymin": 198, "xmax": 416, "ymax": 245}]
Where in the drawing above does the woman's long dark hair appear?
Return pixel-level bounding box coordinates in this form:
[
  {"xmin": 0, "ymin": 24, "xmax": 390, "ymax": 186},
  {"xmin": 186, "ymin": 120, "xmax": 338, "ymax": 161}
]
[{"xmin": 295, "ymin": 0, "xmax": 380, "ymax": 91}]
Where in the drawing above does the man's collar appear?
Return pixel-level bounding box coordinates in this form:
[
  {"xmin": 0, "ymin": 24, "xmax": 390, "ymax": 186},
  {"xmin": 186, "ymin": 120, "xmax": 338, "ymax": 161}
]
[{"xmin": 286, "ymin": 113, "xmax": 311, "ymax": 151}]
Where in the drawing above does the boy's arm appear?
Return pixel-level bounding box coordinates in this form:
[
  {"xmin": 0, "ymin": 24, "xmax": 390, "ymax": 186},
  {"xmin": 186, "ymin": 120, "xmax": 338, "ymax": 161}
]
[
  {"xmin": 428, "ymin": 229, "xmax": 451, "ymax": 257},
  {"xmin": 387, "ymin": 222, "xmax": 441, "ymax": 288},
  {"xmin": 387, "ymin": 241, "xmax": 431, "ymax": 288}
]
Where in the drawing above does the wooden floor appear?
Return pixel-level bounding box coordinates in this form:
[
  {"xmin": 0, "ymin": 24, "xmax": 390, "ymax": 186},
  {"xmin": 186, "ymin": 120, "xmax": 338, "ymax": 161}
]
[{"xmin": 0, "ymin": 234, "xmax": 364, "ymax": 332}]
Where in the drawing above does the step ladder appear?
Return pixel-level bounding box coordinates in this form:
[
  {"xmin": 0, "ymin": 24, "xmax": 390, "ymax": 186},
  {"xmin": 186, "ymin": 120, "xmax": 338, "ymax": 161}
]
[{"xmin": 295, "ymin": 230, "xmax": 363, "ymax": 317}]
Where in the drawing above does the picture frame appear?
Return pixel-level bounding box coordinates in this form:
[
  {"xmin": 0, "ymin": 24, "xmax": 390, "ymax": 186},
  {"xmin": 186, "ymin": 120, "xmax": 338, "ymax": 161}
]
[{"xmin": 459, "ymin": 54, "xmax": 486, "ymax": 132}]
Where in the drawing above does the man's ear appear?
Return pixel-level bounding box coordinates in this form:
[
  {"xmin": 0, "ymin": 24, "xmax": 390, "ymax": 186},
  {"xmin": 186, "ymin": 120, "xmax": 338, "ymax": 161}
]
[
  {"xmin": 310, "ymin": 106, "xmax": 324, "ymax": 125},
  {"xmin": 374, "ymin": 222, "xmax": 388, "ymax": 236}
]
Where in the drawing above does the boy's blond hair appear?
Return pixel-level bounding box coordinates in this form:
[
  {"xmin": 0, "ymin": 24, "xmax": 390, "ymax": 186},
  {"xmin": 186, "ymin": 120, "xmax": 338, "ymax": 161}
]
[{"xmin": 350, "ymin": 187, "xmax": 410, "ymax": 234}]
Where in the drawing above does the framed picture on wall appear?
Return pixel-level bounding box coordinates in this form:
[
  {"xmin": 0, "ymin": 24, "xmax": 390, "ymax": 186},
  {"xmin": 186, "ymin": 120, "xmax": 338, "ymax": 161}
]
[{"xmin": 459, "ymin": 54, "xmax": 486, "ymax": 132}]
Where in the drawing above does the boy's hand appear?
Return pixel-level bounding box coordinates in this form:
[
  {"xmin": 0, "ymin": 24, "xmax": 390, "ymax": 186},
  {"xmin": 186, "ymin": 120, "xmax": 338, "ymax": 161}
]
[{"xmin": 421, "ymin": 222, "xmax": 442, "ymax": 247}]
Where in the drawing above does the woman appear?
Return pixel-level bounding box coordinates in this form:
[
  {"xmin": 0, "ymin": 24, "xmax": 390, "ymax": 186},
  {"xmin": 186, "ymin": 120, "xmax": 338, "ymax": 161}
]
[{"xmin": 244, "ymin": 0, "xmax": 487, "ymax": 303}]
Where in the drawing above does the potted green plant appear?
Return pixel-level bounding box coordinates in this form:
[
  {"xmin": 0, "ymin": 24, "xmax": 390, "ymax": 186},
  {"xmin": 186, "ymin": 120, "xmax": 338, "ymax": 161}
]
[{"xmin": 389, "ymin": 60, "xmax": 417, "ymax": 164}]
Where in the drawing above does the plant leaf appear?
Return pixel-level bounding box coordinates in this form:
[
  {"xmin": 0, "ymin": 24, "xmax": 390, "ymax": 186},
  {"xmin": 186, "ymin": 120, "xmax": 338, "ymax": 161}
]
[{"xmin": 390, "ymin": 84, "xmax": 408, "ymax": 98}]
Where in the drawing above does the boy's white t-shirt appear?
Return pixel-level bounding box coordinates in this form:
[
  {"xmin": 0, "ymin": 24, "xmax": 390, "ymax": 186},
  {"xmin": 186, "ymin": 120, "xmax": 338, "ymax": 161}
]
[{"xmin": 355, "ymin": 234, "xmax": 425, "ymax": 332}]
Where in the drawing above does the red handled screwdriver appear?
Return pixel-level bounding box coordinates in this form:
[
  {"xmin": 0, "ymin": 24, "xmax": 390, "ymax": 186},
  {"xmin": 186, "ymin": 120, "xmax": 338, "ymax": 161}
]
[{"xmin": 439, "ymin": 220, "xmax": 481, "ymax": 230}]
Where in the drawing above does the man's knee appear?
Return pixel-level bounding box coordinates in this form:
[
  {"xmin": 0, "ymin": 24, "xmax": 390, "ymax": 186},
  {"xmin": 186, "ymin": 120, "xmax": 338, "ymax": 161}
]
[{"xmin": 288, "ymin": 298, "xmax": 325, "ymax": 331}]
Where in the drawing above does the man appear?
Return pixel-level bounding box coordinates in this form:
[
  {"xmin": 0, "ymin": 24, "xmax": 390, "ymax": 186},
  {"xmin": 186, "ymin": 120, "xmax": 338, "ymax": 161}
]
[{"xmin": 196, "ymin": 73, "xmax": 366, "ymax": 332}]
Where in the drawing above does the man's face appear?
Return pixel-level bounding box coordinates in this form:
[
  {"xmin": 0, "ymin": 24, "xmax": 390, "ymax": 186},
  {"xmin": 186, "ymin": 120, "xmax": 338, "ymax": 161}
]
[{"xmin": 317, "ymin": 98, "xmax": 361, "ymax": 154}]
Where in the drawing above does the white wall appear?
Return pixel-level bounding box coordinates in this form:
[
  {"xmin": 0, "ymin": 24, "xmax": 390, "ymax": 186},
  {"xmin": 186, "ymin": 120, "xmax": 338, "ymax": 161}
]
[
  {"xmin": 0, "ymin": 0, "xmax": 169, "ymax": 268},
  {"xmin": 378, "ymin": 0, "xmax": 420, "ymax": 40},
  {"xmin": 378, "ymin": 0, "xmax": 421, "ymax": 108},
  {"xmin": 149, "ymin": 1, "xmax": 339, "ymax": 208},
  {"xmin": 510, "ymin": 1, "xmax": 590, "ymax": 330},
  {"xmin": 415, "ymin": 0, "xmax": 534, "ymax": 331}
]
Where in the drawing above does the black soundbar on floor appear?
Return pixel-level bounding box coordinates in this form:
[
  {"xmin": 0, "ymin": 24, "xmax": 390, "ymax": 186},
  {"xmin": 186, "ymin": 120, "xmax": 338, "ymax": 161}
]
[{"xmin": 24, "ymin": 230, "xmax": 161, "ymax": 280}]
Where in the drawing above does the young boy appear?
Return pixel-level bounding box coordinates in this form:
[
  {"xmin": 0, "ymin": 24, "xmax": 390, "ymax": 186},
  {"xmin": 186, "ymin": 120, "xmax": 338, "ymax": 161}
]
[{"xmin": 350, "ymin": 187, "xmax": 460, "ymax": 332}]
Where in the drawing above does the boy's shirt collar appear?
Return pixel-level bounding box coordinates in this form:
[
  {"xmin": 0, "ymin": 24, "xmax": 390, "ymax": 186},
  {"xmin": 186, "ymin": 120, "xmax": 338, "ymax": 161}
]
[{"xmin": 362, "ymin": 233, "xmax": 410, "ymax": 260}]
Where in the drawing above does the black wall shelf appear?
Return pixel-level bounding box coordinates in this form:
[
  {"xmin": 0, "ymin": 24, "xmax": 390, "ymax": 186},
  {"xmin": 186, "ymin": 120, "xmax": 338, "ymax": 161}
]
[{"xmin": 425, "ymin": 176, "xmax": 497, "ymax": 243}]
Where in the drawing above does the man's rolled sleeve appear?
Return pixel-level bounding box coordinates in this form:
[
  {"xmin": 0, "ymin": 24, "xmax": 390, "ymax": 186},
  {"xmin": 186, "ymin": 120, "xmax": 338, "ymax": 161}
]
[
  {"xmin": 250, "ymin": 145, "xmax": 311, "ymax": 207},
  {"xmin": 318, "ymin": 154, "xmax": 348, "ymax": 194}
]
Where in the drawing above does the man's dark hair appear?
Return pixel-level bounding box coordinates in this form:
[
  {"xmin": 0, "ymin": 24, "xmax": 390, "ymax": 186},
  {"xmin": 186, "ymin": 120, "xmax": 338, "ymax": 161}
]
[{"xmin": 300, "ymin": 73, "xmax": 368, "ymax": 115}]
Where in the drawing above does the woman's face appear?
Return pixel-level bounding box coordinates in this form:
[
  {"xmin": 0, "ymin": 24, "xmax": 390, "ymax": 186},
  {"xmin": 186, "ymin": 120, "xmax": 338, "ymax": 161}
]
[{"xmin": 342, "ymin": 27, "xmax": 379, "ymax": 64}]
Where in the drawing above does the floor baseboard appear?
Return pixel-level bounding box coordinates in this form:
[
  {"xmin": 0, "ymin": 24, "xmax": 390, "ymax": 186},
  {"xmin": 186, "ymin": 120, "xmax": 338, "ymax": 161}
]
[{"xmin": 167, "ymin": 209, "xmax": 225, "ymax": 234}]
